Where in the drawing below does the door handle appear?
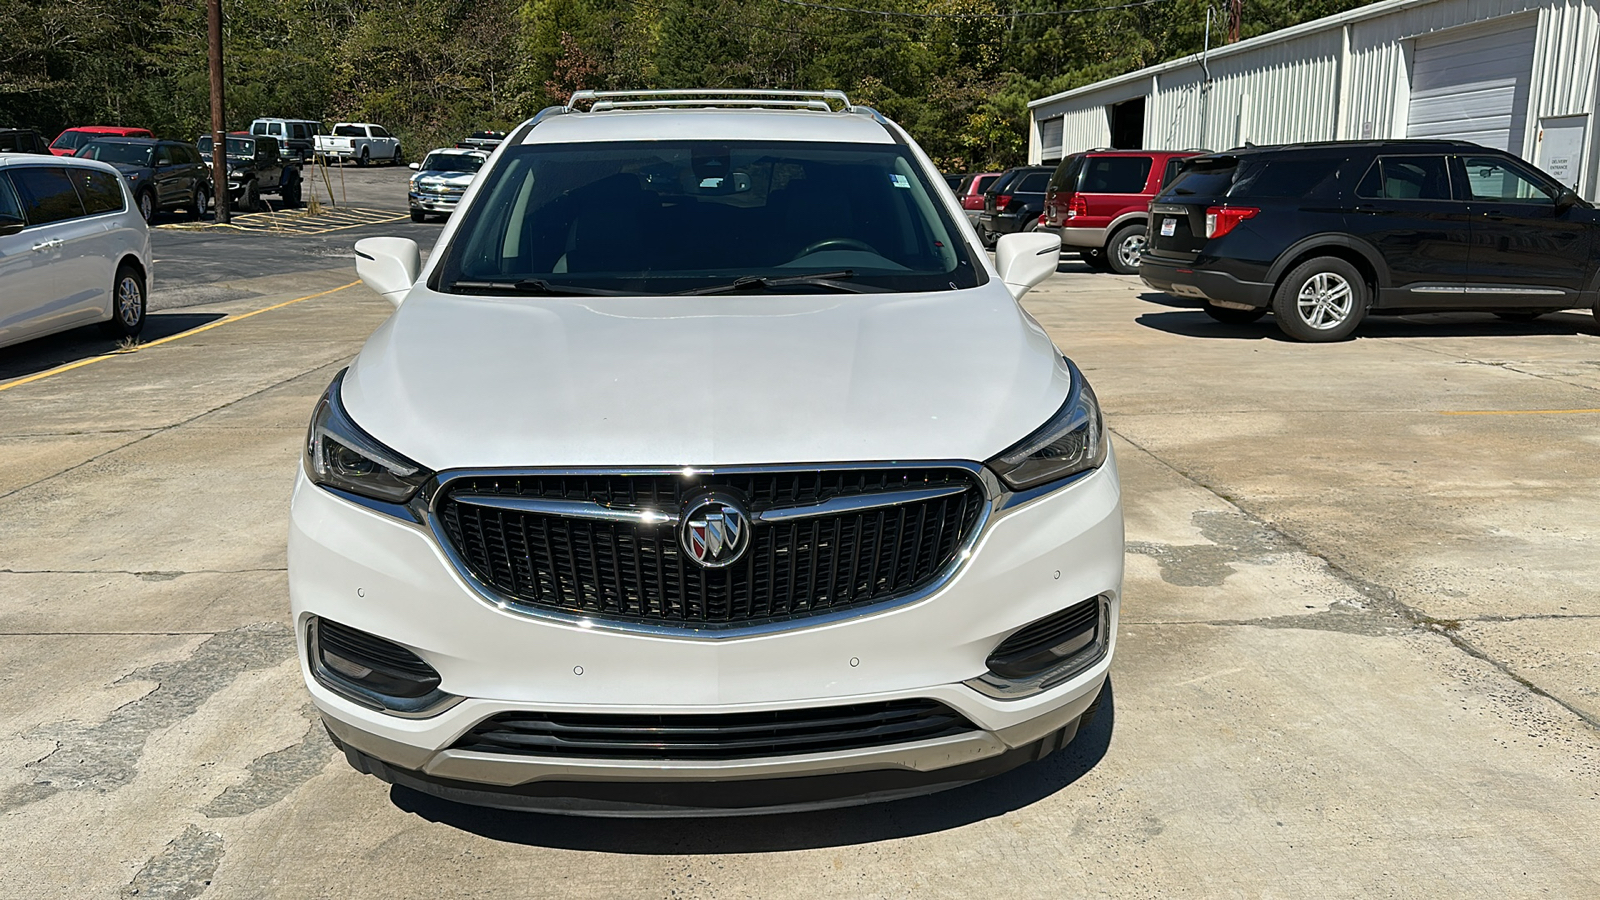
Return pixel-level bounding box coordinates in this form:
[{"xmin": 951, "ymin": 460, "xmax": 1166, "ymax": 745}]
[{"xmin": 30, "ymin": 239, "xmax": 63, "ymax": 252}]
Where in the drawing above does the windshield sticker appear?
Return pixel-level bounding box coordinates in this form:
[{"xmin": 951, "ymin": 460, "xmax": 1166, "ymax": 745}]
[{"xmin": 890, "ymin": 174, "xmax": 911, "ymax": 189}]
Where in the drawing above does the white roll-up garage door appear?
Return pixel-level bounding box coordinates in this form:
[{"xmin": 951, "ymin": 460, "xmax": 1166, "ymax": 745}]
[{"xmin": 1407, "ymin": 19, "xmax": 1536, "ymax": 154}]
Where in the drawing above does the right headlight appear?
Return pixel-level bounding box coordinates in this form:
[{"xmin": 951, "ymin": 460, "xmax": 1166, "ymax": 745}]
[
  {"xmin": 987, "ymin": 358, "xmax": 1107, "ymax": 491},
  {"xmin": 305, "ymin": 370, "xmax": 431, "ymax": 503}
]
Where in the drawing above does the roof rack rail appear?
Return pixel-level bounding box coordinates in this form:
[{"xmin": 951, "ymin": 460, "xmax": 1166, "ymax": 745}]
[{"xmin": 566, "ymin": 89, "xmax": 854, "ymax": 113}]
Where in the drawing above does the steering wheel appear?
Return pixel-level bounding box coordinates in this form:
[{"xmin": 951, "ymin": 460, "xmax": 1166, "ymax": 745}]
[{"xmin": 794, "ymin": 237, "xmax": 880, "ymax": 259}]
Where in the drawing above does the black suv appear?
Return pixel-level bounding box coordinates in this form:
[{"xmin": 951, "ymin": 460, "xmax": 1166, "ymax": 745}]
[
  {"xmin": 0, "ymin": 128, "xmax": 49, "ymax": 154},
  {"xmin": 198, "ymin": 133, "xmax": 302, "ymax": 211},
  {"xmin": 76, "ymin": 137, "xmax": 212, "ymax": 221},
  {"xmin": 1140, "ymin": 140, "xmax": 1597, "ymax": 341},
  {"xmin": 977, "ymin": 165, "xmax": 1053, "ymax": 248}
]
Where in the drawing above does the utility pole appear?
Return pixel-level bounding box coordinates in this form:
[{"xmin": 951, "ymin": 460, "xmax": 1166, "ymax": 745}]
[
  {"xmin": 1227, "ymin": 0, "xmax": 1242, "ymax": 43},
  {"xmin": 208, "ymin": 0, "xmax": 230, "ymax": 224}
]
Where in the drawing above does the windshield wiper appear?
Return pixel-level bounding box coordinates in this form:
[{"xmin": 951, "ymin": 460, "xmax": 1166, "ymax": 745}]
[
  {"xmin": 447, "ymin": 279, "xmax": 632, "ymax": 296},
  {"xmin": 677, "ymin": 270, "xmax": 884, "ymax": 296}
]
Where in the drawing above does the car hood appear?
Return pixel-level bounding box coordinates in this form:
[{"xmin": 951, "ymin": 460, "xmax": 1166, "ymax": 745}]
[
  {"xmin": 340, "ymin": 287, "xmax": 1073, "ymax": 470},
  {"xmin": 415, "ymin": 170, "xmax": 476, "ymax": 185},
  {"xmin": 107, "ymin": 162, "xmax": 152, "ymax": 179}
]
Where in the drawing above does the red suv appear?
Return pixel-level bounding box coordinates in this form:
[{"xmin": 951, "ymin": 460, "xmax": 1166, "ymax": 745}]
[
  {"xmin": 954, "ymin": 171, "xmax": 1002, "ymax": 227},
  {"xmin": 1043, "ymin": 149, "xmax": 1203, "ymax": 274},
  {"xmin": 50, "ymin": 126, "xmax": 155, "ymax": 157}
]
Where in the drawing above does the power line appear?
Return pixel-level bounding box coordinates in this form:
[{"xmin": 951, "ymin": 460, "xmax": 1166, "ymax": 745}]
[{"xmin": 770, "ymin": 0, "xmax": 1172, "ymax": 20}]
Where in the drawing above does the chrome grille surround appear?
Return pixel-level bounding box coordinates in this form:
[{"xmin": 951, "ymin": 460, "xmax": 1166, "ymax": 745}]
[{"xmin": 423, "ymin": 462, "xmax": 999, "ymax": 638}]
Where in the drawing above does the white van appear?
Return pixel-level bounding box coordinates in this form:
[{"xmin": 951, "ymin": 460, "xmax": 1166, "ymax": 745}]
[{"xmin": 0, "ymin": 153, "xmax": 152, "ymax": 349}]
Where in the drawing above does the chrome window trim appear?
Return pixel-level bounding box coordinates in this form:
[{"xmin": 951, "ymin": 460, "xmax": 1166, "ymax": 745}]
[{"xmin": 412, "ymin": 461, "xmax": 1003, "ymax": 640}]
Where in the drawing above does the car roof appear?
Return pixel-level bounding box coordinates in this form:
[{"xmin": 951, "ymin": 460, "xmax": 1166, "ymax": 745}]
[
  {"xmin": 425, "ymin": 147, "xmax": 486, "ymax": 156},
  {"xmin": 82, "ymin": 137, "xmax": 161, "ymax": 145},
  {"xmin": 0, "ymin": 152, "xmax": 122, "ymax": 174},
  {"xmin": 521, "ymin": 108, "xmax": 894, "ymax": 146},
  {"xmin": 63, "ymin": 125, "xmax": 149, "ymax": 134}
]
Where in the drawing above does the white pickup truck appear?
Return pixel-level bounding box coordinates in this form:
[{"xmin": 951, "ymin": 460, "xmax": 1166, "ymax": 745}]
[{"xmin": 314, "ymin": 123, "xmax": 402, "ymax": 167}]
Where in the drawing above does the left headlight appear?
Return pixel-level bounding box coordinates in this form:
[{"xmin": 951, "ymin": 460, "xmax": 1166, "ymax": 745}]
[
  {"xmin": 987, "ymin": 358, "xmax": 1108, "ymax": 491},
  {"xmin": 305, "ymin": 370, "xmax": 431, "ymax": 503}
]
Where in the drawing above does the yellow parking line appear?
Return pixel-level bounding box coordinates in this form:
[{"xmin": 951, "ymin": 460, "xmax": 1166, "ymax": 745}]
[
  {"xmin": 0, "ymin": 281, "xmax": 359, "ymax": 394},
  {"xmin": 1441, "ymin": 408, "xmax": 1600, "ymax": 416}
]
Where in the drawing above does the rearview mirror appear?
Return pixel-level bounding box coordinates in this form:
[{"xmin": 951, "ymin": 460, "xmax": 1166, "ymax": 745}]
[
  {"xmin": 994, "ymin": 232, "xmax": 1062, "ymax": 300},
  {"xmin": 354, "ymin": 237, "xmax": 421, "ymax": 308}
]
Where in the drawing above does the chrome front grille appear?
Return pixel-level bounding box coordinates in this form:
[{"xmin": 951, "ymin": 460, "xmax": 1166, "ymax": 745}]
[{"xmin": 433, "ymin": 466, "xmax": 989, "ymax": 629}]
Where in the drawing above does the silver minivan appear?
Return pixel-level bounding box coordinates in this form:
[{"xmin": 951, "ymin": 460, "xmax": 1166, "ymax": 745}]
[{"xmin": 0, "ymin": 153, "xmax": 152, "ymax": 349}]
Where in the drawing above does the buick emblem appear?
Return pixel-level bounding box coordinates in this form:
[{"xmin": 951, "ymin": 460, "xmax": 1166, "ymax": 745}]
[{"xmin": 679, "ymin": 493, "xmax": 751, "ymax": 569}]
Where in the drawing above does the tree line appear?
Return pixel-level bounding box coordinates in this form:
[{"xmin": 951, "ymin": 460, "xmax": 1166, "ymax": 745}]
[{"xmin": 1, "ymin": 0, "xmax": 1377, "ymax": 171}]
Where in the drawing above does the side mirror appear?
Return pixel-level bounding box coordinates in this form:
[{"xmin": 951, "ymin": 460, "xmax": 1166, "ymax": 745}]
[
  {"xmin": 994, "ymin": 231, "xmax": 1062, "ymax": 300},
  {"xmin": 408, "ymin": 162, "xmax": 420, "ymax": 170},
  {"xmin": 1556, "ymin": 188, "xmax": 1578, "ymax": 213},
  {"xmin": 0, "ymin": 215, "xmax": 25, "ymax": 237},
  {"xmin": 354, "ymin": 237, "xmax": 421, "ymax": 308}
]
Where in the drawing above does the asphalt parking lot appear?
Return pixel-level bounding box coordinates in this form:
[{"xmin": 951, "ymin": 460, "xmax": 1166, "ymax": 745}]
[{"xmin": 2, "ymin": 192, "xmax": 1598, "ymax": 896}]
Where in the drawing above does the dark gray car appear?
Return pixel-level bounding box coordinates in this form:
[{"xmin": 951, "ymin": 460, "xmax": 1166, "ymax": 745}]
[
  {"xmin": 76, "ymin": 138, "xmax": 211, "ymax": 222},
  {"xmin": 198, "ymin": 134, "xmax": 302, "ymax": 211}
]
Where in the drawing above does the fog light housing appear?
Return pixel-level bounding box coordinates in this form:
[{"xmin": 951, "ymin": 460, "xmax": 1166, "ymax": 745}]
[
  {"xmin": 966, "ymin": 595, "xmax": 1109, "ymax": 699},
  {"xmin": 308, "ymin": 617, "xmax": 458, "ymax": 716}
]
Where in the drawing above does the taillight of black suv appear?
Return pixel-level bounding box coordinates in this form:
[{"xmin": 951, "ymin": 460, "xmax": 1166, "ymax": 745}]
[{"xmin": 1139, "ymin": 140, "xmax": 1598, "ymax": 342}]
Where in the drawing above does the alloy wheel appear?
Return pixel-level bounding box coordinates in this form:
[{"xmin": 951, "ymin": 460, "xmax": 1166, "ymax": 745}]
[
  {"xmin": 138, "ymin": 192, "xmax": 154, "ymax": 222},
  {"xmin": 117, "ymin": 276, "xmax": 143, "ymax": 327},
  {"xmin": 1117, "ymin": 233, "xmax": 1145, "ymax": 270},
  {"xmin": 1296, "ymin": 272, "xmax": 1354, "ymax": 330}
]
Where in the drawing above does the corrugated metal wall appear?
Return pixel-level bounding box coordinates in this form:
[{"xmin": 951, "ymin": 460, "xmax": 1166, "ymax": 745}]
[
  {"xmin": 1029, "ymin": 0, "xmax": 1600, "ymax": 196},
  {"xmin": 1150, "ymin": 29, "xmax": 1343, "ymax": 152}
]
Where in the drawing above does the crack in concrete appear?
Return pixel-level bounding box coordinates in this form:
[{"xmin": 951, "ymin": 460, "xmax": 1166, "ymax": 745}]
[
  {"xmin": 1111, "ymin": 427, "xmax": 1600, "ymax": 733},
  {"xmin": 1126, "ymin": 509, "xmax": 1293, "ymax": 587},
  {"xmin": 202, "ymin": 705, "xmax": 333, "ymax": 818},
  {"xmin": 122, "ymin": 825, "xmax": 223, "ymax": 899},
  {"xmin": 0, "ymin": 623, "xmax": 296, "ymax": 813}
]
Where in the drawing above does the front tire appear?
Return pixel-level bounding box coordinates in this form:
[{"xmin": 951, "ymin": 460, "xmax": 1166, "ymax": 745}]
[
  {"xmin": 410, "ymin": 210, "xmax": 426, "ymax": 223},
  {"xmin": 1203, "ymin": 303, "xmax": 1268, "ymax": 324},
  {"xmin": 1271, "ymin": 256, "xmax": 1368, "ymax": 342},
  {"xmin": 1106, "ymin": 223, "xmax": 1147, "ymax": 275},
  {"xmin": 101, "ymin": 264, "xmax": 146, "ymax": 338},
  {"xmin": 392, "ymin": 145, "xmax": 403, "ymax": 165},
  {"xmin": 241, "ymin": 180, "xmax": 260, "ymax": 212},
  {"xmin": 135, "ymin": 189, "xmax": 156, "ymax": 223}
]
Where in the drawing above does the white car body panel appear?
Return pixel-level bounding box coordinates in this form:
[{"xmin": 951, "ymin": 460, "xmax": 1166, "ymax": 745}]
[
  {"xmin": 342, "ymin": 288, "xmax": 1072, "ymax": 470},
  {"xmin": 0, "ymin": 153, "xmax": 150, "ymax": 349}
]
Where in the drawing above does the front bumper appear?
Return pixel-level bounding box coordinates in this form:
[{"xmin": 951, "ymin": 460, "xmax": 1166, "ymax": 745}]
[
  {"xmin": 289, "ymin": 456, "xmax": 1123, "ymax": 813},
  {"xmin": 409, "ymin": 191, "xmax": 463, "ymax": 213}
]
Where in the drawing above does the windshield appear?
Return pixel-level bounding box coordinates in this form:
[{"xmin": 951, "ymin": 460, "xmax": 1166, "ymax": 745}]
[
  {"xmin": 421, "ymin": 153, "xmax": 484, "ymax": 174},
  {"xmin": 51, "ymin": 131, "xmax": 92, "ymax": 151},
  {"xmin": 436, "ymin": 140, "xmax": 981, "ymax": 295},
  {"xmin": 77, "ymin": 142, "xmax": 154, "ymax": 166},
  {"xmin": 198, "ymin": 136, "xmax": 256, "ymax": 157}
]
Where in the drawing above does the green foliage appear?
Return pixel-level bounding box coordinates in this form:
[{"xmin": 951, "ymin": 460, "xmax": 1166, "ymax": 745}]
[{"xmin": 0, "ymin": 0, "xmax": 1381, "ymax": 169}]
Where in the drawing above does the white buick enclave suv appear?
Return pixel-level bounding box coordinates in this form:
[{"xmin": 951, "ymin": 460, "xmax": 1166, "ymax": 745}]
[{"xmin": 290, "ymin": 90, "xmax": 1123, "ymax": 816}]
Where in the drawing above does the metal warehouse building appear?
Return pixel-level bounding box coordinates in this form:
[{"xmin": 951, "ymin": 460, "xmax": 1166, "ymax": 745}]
[{"xmin": 1027, "ymin": 0, "xmax": 1600, "ymax": 198}]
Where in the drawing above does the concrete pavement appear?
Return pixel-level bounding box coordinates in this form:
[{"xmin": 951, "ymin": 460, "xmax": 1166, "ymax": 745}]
[{"xmin": 0, "ymin": 255, "xmax": 1596, "ymax": 897}]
